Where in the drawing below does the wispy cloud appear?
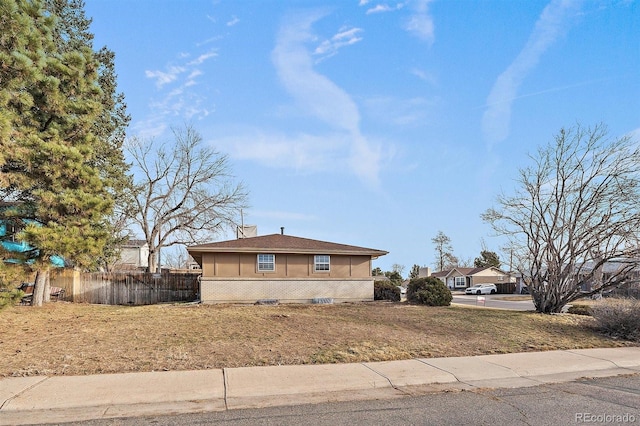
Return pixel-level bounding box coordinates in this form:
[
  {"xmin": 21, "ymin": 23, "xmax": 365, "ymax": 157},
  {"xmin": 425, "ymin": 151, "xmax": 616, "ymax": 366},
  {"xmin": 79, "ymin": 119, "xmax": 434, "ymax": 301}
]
[
  {"xmin": 410, "ymin": 67, "xmax": 437, "ymax": 86},
  {"xmin": 479, "ymin": 76, "xmax": 614, "ymax": 110},
  {"xmin": 364, "ymin": 96, "xmax": 438, "ymax": 126},
  {"xmin": 185, "ymin": 70, "xmax": 203, "ymax": 87},
  {"xmin": 138, "ymin": 47, "xmax": 219, "ymax": 137},
  {"xmin": 144, "ymin": 66, "xmax": 186, "ymax": 88},
  {"xmin": 482, "ymin": 0, "xmax": 582, "ymax": 147},
  {"xmin": 366, "ymin": 4, "xmax": 394, "ymax": 14},
  {"xmin": 314, "ymin": 27, "xmax": 363, "ymax": 61},
  {"xmin": 187, "ymin": 50, "xmax": 218, "ymax": 65},
  {"xmin": 227, "ymin": 16, "xmax": 240, "ymax": 26},
  {"xmin": 359, "ymin": 1, "xmax": 432, "ymax": 44},
  {"xmin": 211, "ymin": 130, "xmax": 351, "ymax": 175},
  {"xmin": 404, "ymin": 0, "xmax": 434, "ymax": 44},
  {"xmin": 271, "ymin": 10, "xmax": 383, "ymax": 186}
]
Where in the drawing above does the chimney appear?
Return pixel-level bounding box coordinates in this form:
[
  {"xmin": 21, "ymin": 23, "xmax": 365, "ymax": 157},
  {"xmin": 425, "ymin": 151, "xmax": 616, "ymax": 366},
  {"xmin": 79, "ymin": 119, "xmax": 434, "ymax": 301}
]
[{"xmin": 280, "ymin": 227, "xmax": 284, "ymax": 235}]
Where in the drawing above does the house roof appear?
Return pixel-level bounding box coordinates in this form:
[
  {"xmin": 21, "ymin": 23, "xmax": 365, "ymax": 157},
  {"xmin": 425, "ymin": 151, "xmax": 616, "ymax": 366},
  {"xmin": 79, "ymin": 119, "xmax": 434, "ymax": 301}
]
[
  {"xmin": 432, "ymin": 266, "xmax": 506, "ymax": 278},
  {"xmin": 431, "ymin": 267, "xmax": 476, "ymax": 278},
  {"xmin": 123, "ymin": 239, "xmax": 148, "ymax": 248},
  {"xmin": 451, "ymin": 267, "xmax": 478, "ymax": 276},
  {"xmin": 187, "ymin": 234, "xmax": 388, "ymax": 263}
]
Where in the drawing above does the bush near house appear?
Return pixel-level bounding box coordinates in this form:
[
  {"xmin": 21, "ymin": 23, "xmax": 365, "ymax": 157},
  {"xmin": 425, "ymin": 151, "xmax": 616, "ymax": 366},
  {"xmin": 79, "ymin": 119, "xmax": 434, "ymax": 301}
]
[
  {"xmin": 374, "ymin": 280, "xmax": 400, "ymax": 302},
  {"xmin": 591, "ymin": 298, "xmax": 640, "ymax": 342},
  {"xmin": 407, "ymin": 277, "xmax": 452, "ymax": 306}
]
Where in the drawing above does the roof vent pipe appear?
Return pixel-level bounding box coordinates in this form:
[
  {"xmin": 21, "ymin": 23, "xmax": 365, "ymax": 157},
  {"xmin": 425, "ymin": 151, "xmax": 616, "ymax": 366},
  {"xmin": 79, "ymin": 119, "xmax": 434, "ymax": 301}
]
[{"xmin": 280, "ymin": 227, "xmax": 284, "ymax": 235}]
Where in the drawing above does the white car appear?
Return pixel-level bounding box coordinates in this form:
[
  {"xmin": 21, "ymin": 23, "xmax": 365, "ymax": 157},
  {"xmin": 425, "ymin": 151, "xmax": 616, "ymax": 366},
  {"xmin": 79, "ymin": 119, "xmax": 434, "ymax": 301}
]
[{"xmin": 465, "ymin": 284, "xmax": 497, "ymax": 295}]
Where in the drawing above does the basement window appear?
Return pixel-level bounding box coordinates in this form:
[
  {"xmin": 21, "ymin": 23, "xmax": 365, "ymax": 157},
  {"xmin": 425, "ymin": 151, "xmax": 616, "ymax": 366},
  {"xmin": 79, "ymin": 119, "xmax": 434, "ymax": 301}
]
[
  {"xmin": 257, "ymin": 254, "xmax": 275, "ymax": 272},
  {"xmin": 314, "ymin": 255, "xmax": 330, "ymax": 272}
]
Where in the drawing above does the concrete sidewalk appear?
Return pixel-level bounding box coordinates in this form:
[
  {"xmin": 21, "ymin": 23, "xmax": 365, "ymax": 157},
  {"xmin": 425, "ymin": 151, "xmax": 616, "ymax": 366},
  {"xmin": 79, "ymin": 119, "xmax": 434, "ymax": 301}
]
[{"xmin": 1, "ymin": 347, "xmax": 639, "ymax": 425}]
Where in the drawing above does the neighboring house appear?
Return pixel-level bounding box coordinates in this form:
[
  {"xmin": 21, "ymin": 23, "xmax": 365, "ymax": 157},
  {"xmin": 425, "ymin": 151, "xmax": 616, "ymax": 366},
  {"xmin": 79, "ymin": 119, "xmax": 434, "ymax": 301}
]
[
  {"xmin": 577, "ymin": 260, "xmax": 640, "ymax": 293},
  {"xmin": 186, "ymin": 258, "xmax": 202, "ymax": 271},
  {"xmin": 372, "ymin": 275, "xmax": 391, "ymax": 282},
  {"xmin": 187, "ymin": 232, "xmax": 388, "ymax": 304},
  {"xmin": 517, "ymin": 260, "xmax": 640, "ymax": 296},
  {"xmin": 418, "ymin": 267, "xmax": 432, "ymax": 278},
  {"xmin": 432, "ymin": 266, "xmax": 515, "ymax": 290},
  {"xmin": 115, "ymin": 239, "xmax": 149, "ymax": 270}
]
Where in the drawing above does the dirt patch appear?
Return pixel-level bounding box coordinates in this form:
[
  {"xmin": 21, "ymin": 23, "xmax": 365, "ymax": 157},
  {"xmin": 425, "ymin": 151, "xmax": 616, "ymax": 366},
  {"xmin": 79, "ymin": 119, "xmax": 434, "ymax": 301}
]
[{"xmin": 0, "ymin": 301, "xmax": 635, "ymax": 377}]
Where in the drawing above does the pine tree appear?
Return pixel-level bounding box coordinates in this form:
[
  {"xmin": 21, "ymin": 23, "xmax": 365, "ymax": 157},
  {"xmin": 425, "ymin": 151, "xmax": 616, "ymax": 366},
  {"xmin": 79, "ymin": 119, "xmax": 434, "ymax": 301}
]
[
  {"xmin": 45, "ymin": 0, "xmax": 132, "ymax": 269},
  {"xmin": 474, "ymin": 250, "xmax": 501, "ymax": 268},
  {"xmin": 0, "ymin": 0, "xmax": 129, "ymax": 304}
]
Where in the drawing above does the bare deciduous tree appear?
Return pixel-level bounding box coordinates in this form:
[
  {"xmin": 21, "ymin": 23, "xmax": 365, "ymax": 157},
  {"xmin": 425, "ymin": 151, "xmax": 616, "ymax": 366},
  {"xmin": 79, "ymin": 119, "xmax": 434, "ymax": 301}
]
[
  {"xmin": 391, "ymin": 263, "xmax": 405, "ymax": 277},
  {"xmin": 126, "ymin": 124, "xmax": 248, "ymax": 272},
  {"xmin": 483, "ymin": 124, "xmax": 640, "ymax": 313},
  {"xmin": 432, "ymin": 231, "xmax": 456, "ymax": 271},
  {"xmin": 160, "ymin": 247, "xmax": 190, "ymax": 270}
]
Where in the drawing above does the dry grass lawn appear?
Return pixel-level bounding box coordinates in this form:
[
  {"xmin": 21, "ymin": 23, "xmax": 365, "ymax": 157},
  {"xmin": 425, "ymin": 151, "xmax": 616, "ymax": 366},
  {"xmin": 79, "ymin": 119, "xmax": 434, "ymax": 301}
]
[{"xmin": 0, "ymin": 301, "xmax": 636, "ymax": 377}]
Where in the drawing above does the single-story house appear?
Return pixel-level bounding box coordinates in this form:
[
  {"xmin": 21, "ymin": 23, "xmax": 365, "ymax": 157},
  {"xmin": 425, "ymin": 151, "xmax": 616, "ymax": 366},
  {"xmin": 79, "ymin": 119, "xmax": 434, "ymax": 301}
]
[
  {"xmin": 187, "ymin": 233, "xmax": 388, "ymax": 304},
  {"xmin": 432, "ymin": 266, "xmax": 515, "ymax": 290}
]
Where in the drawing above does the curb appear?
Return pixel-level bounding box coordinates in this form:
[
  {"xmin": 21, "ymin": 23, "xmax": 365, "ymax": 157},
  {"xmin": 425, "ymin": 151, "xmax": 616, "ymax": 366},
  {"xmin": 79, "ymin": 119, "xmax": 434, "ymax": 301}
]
[{"xmin": 1, "ymin": 348, "xmax": 639, "ymax": 425}]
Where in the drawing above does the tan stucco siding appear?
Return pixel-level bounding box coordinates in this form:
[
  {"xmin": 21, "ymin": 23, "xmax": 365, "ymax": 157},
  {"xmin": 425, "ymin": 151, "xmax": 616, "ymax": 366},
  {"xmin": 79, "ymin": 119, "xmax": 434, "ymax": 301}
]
[
  {"xmin": 281, "ymin": 254, "xmax": 306, "ymax": 277},
  {"xmin": 202, "ymin": 253, "xmax": 216, "ymax": 277},
  {"xmin": 473, "ymin": 269, "xmax": 500, "ymax": 276},
  {"xmin": 200, "ymin": 278, "xmax": 374, "ymax": 304},
  {"xmin": 346, "ymin": 256, "xmax": 372, "ymax": 277},
  {"xmin": 200, "ymin": 253, "xmax": 373, "ymax": 279},
  {"xmin": 469, "ymin": 275, "xmax": 501, "ymax": 285},
  {"xmin": 469, "ymin": 275, "xmax": 515, "ymax": 285}
]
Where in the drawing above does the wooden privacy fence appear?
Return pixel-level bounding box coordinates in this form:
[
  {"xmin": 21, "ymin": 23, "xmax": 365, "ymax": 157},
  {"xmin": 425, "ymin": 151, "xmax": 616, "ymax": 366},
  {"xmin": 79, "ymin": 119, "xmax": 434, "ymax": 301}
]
[
  {"xmin": 51, "ymin": 270, "xmax": 200, "ymax": 305},
  {"xmin": 494, "ymin": 282, "xmax": 516, "ymax": 294}
]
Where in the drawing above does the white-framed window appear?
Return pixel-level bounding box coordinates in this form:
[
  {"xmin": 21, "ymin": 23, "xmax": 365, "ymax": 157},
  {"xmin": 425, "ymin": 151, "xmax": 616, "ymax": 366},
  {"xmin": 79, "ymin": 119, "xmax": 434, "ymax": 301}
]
[
  {"xmin": 314, "ymin": 255, "xmax": 330, "ymax": 272},
  {"xmin": 455, "ymin": 276, "xmax": 466, "ymax": 288},
  {"xmin": 257, "ymin": 254, "xmax": 275, "ymax": 272}
]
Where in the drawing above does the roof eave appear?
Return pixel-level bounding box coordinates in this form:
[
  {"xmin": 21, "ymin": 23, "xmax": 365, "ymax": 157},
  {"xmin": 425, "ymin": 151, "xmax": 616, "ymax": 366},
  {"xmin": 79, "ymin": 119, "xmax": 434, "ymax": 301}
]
[{"xmin": 187, "ymin": 247, "xmax": 388, "ymax": 257}]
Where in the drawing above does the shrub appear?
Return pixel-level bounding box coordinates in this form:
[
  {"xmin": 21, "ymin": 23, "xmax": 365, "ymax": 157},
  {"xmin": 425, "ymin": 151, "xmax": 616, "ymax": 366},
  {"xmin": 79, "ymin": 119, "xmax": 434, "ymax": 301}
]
[
  {"xmin": 0, "ymin": 289, "xmax": 23, "ymax": 310},
  {"xmin": 407, "ymin": 277, "xmax": 452, "ymax": 306},
  {"xmin": 567, "ymin": 303, "xmax": 592, "ymax": 316},
  {"xmin": 591, "ymin": 298, "xmax": 640, "ymax": 341},
  {"xmin": 374, "ymin": 280, "xmax": 400, "ymax": 302},
  {"xmin": 0, "ymin": 264, "xmax": 28, "ymax": 310}
]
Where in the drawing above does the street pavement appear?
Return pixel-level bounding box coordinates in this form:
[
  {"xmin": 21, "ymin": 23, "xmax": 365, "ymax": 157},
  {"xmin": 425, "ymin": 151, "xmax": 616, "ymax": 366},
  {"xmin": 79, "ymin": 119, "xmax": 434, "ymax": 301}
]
[
  {"xmin": 451, "ymin": 293, "xmax": 536, "ymax": 310},
  {"xmin": 1, "ymin": 347, "xmax": 639, "ymax": 425},
  {"xmin": 57, "ymin": 375, "xmax": 640, "ymax": 426}
]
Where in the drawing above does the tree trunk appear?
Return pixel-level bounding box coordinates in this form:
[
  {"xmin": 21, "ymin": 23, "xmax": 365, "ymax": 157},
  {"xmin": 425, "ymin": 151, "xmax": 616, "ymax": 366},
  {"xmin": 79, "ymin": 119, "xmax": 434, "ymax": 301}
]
[
  {"xmin": 43, "ymin": 270, "xmax": 51, "ymax": 303},
  {"xmin": 147, "ymin": 249, "xmax": 156, "ymax": 273},
  {"xmin": 31, "ymin": 269, "xmax": 48, "ymax": 307}
]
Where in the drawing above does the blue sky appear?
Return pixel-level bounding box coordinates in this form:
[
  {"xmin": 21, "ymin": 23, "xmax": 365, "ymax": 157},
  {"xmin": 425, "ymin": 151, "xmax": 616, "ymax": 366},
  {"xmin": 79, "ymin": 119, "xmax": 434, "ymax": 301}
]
[{"xmin": 85, "ymin": 0, "xmax": 639, "ymax": 274}]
